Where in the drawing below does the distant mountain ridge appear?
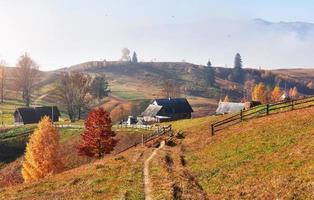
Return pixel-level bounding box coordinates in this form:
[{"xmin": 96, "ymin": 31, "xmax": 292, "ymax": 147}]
[{"xmin": 253, "ymin": 18, "xmax": 314, "ymax": 38}]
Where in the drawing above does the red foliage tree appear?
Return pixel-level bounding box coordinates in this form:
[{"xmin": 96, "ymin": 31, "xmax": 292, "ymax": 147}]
[{"xmin": 78, "ymin": 108, "xmax": 118, "ymax": 159}]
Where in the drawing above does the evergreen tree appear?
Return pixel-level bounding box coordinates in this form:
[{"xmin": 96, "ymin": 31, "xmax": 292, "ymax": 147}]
[
  {"xmin": 203, "ymin": 59, "xmax": 215, "ymax": 86},
  {"xmin": 132, "ymin": 51, "xmax": 138, "ymax": 63},
  {"xmin": 207, "ymin": 59, "xmax": 212, "ymax": 67},
  {"xmin": 78, "ymin": 108, "xmax": 118, "ymax": 159},
  {"xmin": 90, "ymin": 76, "xmax": 110, "ymax": 100},
  {"xmin": 234, "ymin": 53, "xmax": 242, "ymax": 69},
  {"xmin": 233, "ymin": 53, "xmax": 244, "ymax": 83},
  {"xmin": 21, "ymin": 117, "xmax": 63, "ymax": 183},
  {"xmin": 204, "ymin": 66, "xmax": 215, "ymax": 86}
]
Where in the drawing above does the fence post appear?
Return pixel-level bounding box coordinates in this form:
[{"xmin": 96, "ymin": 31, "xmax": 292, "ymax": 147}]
[
  {"xmin": 266, "ymin": 104, "xmax": 270, "ymax": 115},
  {"xmin": 211, "ymin": 124, "xmax": 214, "ymax": 136},
  {"xmin": 291, "ymin": 100, "xmax": 294, "ymax": 110},
  {"xmin": 240, "ymin": 110, "xmax": 243, "ymax": 121}
]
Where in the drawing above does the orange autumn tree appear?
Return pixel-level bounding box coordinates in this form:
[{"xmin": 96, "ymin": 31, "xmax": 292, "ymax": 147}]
[
  {"xmin": 223, "ymin": 95, "xmax": 229, "ymax": 102},
  {"xmin": 21, "ymin": 116, "xmax": 63, "ymax": 183},
  {"xmin": 78, "ymin": 107, "xmax": 118, "ymax": 159},
  {"xmin": 252, "ymin": 83, "xmax": 268, "ymax": 104},
  {"xmin": 289, "ymin": 86, "xmax": 298, "ymax": 99},
  {"xmin": 271, "ymin": 85, "xmax": 282, "ymax": 102}
]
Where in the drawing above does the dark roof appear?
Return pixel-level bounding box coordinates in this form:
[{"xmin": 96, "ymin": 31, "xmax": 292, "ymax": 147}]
[
  {"xmin": 15, "ymin": 108, "xmax": 39, "ymax": 124},
  {"xmin": 154, "ymin": 98, "xmax": 193, "ymax": 114},
  {"xmin": 14, "ymin": 106, "xmax": 60, "ymax": 124},
  {"xmin": 35, "ymin": 106, "xmax": 61, "ymax": 117}
]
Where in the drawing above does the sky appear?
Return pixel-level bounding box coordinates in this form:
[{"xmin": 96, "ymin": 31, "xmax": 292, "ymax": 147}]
[{"xmin": 0, "ymin": 0, "xmax": 314, "ymax": 70}]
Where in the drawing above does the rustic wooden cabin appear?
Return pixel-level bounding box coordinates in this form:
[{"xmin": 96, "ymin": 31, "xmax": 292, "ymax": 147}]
[
  {"xmin": 141, "ymin": 98, "xmax": 193, "ymax": 123},
  {"xmin": 14, "ymin": 106, "xmax": 61, "ymax": 125}
]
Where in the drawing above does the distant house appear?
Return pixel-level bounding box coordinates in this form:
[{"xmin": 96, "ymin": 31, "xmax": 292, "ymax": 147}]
[
  {"xmin": 141, "ymin": 98, "xmax": 193, "ymax": 123},
  {"xmin": 280, "ymin": 91, "xmax": 291, "ymax": 101},
  {"xmin": 244, "ymin": 101, "xmax": 262, "ymax": 110},
  {"xmin": 14, "ymin": 106, "xmax": 61, "ymax": 125},
  {"xmin": 216, "ymin": 101, "xmax": 245, "ymax": 115}
]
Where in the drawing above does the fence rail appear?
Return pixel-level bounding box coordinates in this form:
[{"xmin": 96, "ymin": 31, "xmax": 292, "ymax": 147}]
[
  {"xmin": 114, "ymin": 124, "xmax": 172, "ymax": 155},
  {"xmin": 211, "ymin": 96, "xmax": 314, "ymax": 136},
  {"xmin": 116, "ymin": 124, "xmax": 153, "ymax": 130}
]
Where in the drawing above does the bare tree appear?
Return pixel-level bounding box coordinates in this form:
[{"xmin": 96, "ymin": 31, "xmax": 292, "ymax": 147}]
[
  {"xmin": 72, "ymin": 72, "xmax": 92, "ymax": 120},
  {"xmin": 244, "ymin": 80, "xmax": 255, "ymax": 101},
  {"xmin": 56, "ymin": 72, "xmax": 76, "ymax": 122},
  {"xmin": 0, "ymin": 60, "xmax": 7, "ymax": 103},
  {"xmin": 55, "ymin": 71, "xmax": 91, "ymax": 121},
  {"xmin": 161, "ymin": 79, "xmax": 180, "ymax": 98},
  {"xmin": 14, "ymin": 53, "xmax": 39, "ymax": 107}
]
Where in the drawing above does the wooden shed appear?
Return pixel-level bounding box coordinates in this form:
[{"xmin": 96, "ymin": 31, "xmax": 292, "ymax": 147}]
[{"xmin": 14, "ymin": 106, "xmax": 61, "ymax": 125}]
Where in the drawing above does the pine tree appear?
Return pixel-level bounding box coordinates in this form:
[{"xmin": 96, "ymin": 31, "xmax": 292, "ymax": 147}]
[
  {"xmin": 90, "ymin": 76, "xmax": 110, "ymax": 100},
  {"xmin": 271, "ymin": 85, "xmax": 282, "ymax": 102},
  {"xmin": 234, "ymin": 53, "xmax": 242, "ymax": 69},
  {"xmin": 233, "ymin": 53, "xmax": 244, "ymax": 83},
  {"xmin": 204, "ymin": 63, "xmax": 215, "ymax": 86},
  {"xmin": 132, "ymin": 52, "xmax": 138, "ymax": 63},
  {"xmin": 78, "ymin": 108, "xmax": 118, "ymax": 159},
  {"xmin": 21, "ymin": 116, "xmax": 63, "ymax": 183},
  {"xmin": 207, "ymin": 59, "xmax": 212, "ymax": 67},
  {"xmin": 252, "ymin": 83, "xmax": 268, "ymax": 104}
]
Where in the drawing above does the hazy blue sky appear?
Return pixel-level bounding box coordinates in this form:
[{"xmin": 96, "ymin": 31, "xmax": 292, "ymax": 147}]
[{"xmin": 0, "ymin": 0, "xmax": 313, "ymax": 70}]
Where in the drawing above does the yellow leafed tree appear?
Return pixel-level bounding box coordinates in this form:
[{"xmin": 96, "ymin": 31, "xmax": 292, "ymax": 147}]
[
  {"xmin": 252, "ymin": 83, "xmax": 268, "ymax": 104},
  {"xmin": 271, "ymin": 86, "xmax": 282, "ymax": 102},
  {"xmin": 21, "ymin": 116, "xmax": 63, "ymax": 183}
]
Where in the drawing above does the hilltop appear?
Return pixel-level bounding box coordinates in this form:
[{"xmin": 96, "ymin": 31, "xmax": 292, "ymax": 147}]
[{"xmin": 3, "ymin": 61, "xmax": 314, "ymax": 124}]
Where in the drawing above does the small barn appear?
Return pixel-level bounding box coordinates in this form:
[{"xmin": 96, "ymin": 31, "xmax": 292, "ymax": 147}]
[
  {"xmin": 14, "ymin": 106, "xmax": 61, "ymax": 125},
  {"xmin": 216, "ymin": 101, "xmax": 245, "ymax": 115},
  {"xmin": 141, "ymin": 98, "xmax": 193, "ymax": 123}
]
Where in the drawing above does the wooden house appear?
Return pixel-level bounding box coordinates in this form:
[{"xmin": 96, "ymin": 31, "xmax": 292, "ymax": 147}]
[
  {"xmin": 141, "ymin": 98, "xmax": 193, "ymax": 123},
  {"xmin": 14, "ymin": 106, "xmax": 61, "ymax": 125}
]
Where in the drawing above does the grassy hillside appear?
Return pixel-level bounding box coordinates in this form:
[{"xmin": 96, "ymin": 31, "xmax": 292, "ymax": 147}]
[
  {"xmin": 4, "ymin": 62, "xmax": 314, "ymax": 123},
  {"xmin": 0, "ymin": 148, "xmax": 145, "ymax": 199},
  {"xmin": 0, "ymin": 124, "xmax": 152, "ymax": 190},
  {"xmin": 149, "ymin": 107, "xmax": 314, "ymax": 199},
  {"xmin": 0, "ymin": 105, "xmax": 313, "ymax": 199}
]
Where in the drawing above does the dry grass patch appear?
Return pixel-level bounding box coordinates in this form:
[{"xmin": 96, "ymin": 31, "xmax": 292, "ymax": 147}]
[
  {"xmin": 0, "ymin": 147, "xmax": 145, "ymax": 200},
  {"xmin": 168, "ymin": 109, "xmax": 314, "ymax": 199}
]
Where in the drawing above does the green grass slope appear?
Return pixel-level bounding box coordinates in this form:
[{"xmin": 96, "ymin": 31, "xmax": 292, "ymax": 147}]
[
  {"xmin": 1, "ymin": 106, "xmax": 313, "ymax": 199},
  {"xmin": 0, "ymin": 125, "xmax": 152, "ymax": 196},
  {"xmin": 149, "ymin": 107, "xmax": 314, "ymax": 199}
]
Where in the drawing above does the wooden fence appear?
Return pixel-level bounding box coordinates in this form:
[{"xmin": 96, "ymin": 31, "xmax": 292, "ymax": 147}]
[
  {"xmin": 114, "ymin": 124, "xmax": 172, "ymax": 155},
  {"xmin": 211, "ymin": 96, "xmax": 314, "ymax": 136},
  {"xmin": 116, "ymin": 124, "xmax": 153, "ymax": 130}
]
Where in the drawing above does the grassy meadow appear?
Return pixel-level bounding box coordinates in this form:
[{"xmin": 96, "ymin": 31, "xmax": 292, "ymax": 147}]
[{"xmin": 148, "ymin": 107, "xmax": 314, "ymax": 199}]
